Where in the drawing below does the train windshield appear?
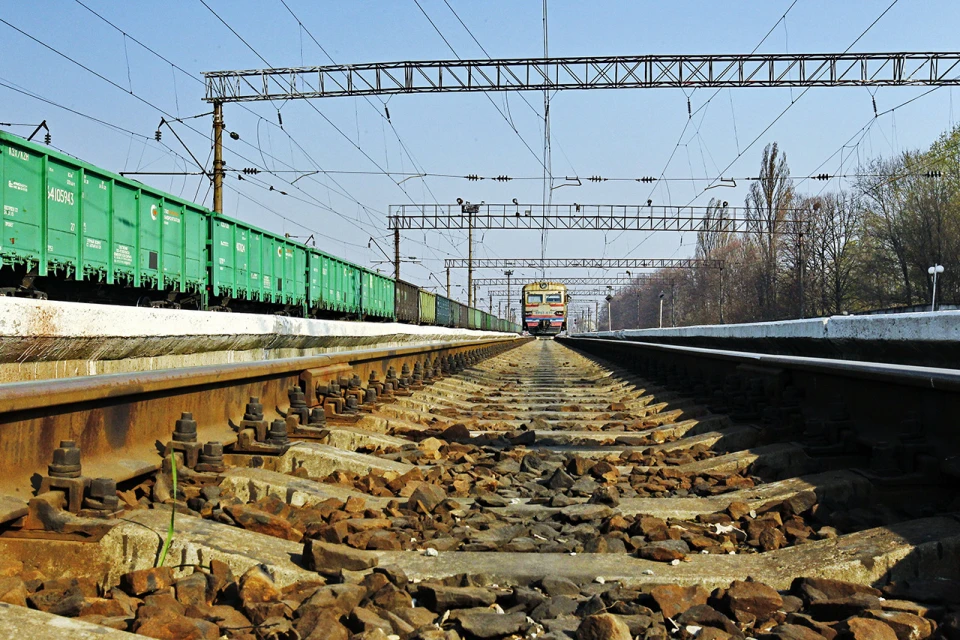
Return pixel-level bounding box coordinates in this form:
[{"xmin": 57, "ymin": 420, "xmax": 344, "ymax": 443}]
[
  {"xmin": 546, "ymin": 294, "xmax": 562, "ymax": 303},
  {"xmin": 526, "ymin": 294, "xmax": 543, "ymax": 304}
]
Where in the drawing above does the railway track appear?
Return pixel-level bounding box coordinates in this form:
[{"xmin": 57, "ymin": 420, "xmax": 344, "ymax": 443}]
[{"xmin": 0, "ymin": 338, "xmax": 958, "ymax": 639}]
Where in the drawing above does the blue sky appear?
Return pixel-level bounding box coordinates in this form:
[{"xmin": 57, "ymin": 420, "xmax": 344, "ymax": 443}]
[{"xmin": 3, "ymin": 1, "xmax": 959, "ymax": 307}]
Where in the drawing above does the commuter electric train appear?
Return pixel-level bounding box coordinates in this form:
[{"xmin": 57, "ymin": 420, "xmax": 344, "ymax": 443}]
[{"xmin": 522, "ymin": 281, "xmax": 567, "ymax": 336}]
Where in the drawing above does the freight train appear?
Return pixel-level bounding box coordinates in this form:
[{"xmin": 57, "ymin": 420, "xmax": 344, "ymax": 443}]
[
  {"xmin": 521, "ymin": 281, "xmax": 567, "ymax": 336},
  {"xmin": 0, "ymin": 131, "xmax": 519, "ymax": 332}
]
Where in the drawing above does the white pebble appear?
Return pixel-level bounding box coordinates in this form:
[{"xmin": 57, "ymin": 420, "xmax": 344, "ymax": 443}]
[
  {"xmin": 685, "ymin": 626, "xmax": 702, "ymax": 636},
  {"xmin": 424, "ymin": 548, "xmax": 439, "ymax": 557},
  {"xmin": 642, "ymin": 569, "xmax": 655, "ymax": 575},
  {"xmin": 749, "ymin": 510, "xmax": 757, "ymax": 518},
  {"xmin": 670, "ymin": 559, "xmax": 681, "ymax": 566},
  {"xmin": 569, "ymin": 552, "xmax": 577, "ymax": 556},
  {"xmin": 594, "ymin": 576, "xmax": 606, "ymax": 584},
  {"xmin": 700, "ymin": 550, "xmax": 709, "ymax": 554}
]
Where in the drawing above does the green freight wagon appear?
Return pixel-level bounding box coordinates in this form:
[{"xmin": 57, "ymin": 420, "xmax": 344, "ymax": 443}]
[
  {"xmin": 394, "ymin": 280, "xmax": 419, "ymax": 323},
  {"xmin": 418, "ymin": 290, "xmax": 437, "ymax": 325},
  {"xmin": 360, "ymin": 268, "xmax": 395, "ymax": 319},
  {"xmin": 436, "ymin": 295, "xmax": 452, "ymax": 327},
  {"xmin": 449, "ymin": 299, "xmax": 462, "ymax": 328},
  {"xmin": 0, "ymin": 130, "xmax": 207, "ymax": 303},
  {"xmin": 306, "ymin": 248, "xmax": 361, "ymax": 316},
  {"xmin": 210, "ymin": 215, "xmax": 306, "ymax": 311}
]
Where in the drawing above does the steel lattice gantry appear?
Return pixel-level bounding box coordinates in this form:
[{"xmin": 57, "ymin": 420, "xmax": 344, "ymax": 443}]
[
  {"xmin": 204, "ymin": 52, "xmax": 960, "ymax": 102},
  {"xmin": 444, "ymin": 257, "xmax": 723, "ymax": 269},
  {"xmin": 486, "ymin": 287, "xmax": 642, "ymax": 297},
  {"xmin": 388, "ymin": 203, "xmax": 802, "ymax": 233},
  {"xmin": 474, "ymin": 276, "xmax": 679, "ymax": 287}
]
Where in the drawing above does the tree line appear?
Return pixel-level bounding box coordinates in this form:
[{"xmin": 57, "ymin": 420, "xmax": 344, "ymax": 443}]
[{"xmin": 600, "ymin": 126, "xmax": 960, "ymax": 329}]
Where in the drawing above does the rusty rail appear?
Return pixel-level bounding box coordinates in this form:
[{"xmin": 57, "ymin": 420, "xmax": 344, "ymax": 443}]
[{"xmin": 0, "ymin": 336, "xmax": 529, "ymax": 501}]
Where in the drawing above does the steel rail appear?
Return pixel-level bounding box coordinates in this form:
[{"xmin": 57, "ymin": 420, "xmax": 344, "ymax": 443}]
[
  {"xmin": 0, "ymin": 336, "xmax": 527, "ymax": 497},
  {"xmin": 563, "ymin": 337, "xmax": 960, "ymax": 392}
]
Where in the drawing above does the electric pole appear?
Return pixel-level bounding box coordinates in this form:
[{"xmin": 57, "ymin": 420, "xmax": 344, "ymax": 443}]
[
  {"xmin": 467, "ymin": 209, "xmax": 473, "ymax": 307},
  {"xmin": 504, "ymin": 270, "xmax": 514, "ymax": 326},
  {"xmin": 393, "ymin": 227, "xmax": 401, "ymax": 280},
  {"xmin": 212, "ymin": 101, "xmax": 224, "ymax": 214}
]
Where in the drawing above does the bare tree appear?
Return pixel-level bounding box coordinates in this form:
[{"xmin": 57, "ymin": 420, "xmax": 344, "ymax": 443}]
[
  {"xmin": 822, "ymin": 192, "xmax": 862, "ymax": 313},
  {"xmin": 745, "ymin": 143, "xmax": 794, "ymax": 319},
  {"xmin": 857, "ymin": 155, "xmax": 913, "ymax": 305}
]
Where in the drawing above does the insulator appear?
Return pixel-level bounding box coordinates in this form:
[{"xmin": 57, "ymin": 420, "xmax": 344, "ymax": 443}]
[
  {"xmin": 687, "ymin": 97, "xmax": 692, "ymax": 118},
  {"xmin": 384, "ymin": 106, "xmax": 391, "ymax": 121},
  {"xmin": 242, "ymin": 167, "xmax": 259, "ymax": 175},
  {"xmin": 154, "ymin": 130, "xmax": 162, "ymax": 142},
  {"xmin": 44, "ymin": 132, "xmax": 51, "ymax": 145},
  {"xmin": 466, "ymin": 174, "xmax": 479, "ymax": 181},
  {"xmin": 872, "ymin": 96, "xmax": 878, "ymax": 117},
  {"xmin": 277, "ymin": 111, "xmax": 283, "ymax": 126}
]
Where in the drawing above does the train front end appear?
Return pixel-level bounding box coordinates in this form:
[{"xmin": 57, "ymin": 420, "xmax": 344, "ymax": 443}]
[{"xmin": 522, "ymin": 282, "xmax": 567, "ymax": 336}]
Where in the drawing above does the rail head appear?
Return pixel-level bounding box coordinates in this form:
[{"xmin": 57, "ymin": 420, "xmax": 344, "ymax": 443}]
[{"xmin": 561, "ymin": 336, "xmax": 960, "ymax": 393}]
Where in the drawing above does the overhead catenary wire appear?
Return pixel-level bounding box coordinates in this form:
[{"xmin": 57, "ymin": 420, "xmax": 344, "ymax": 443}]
[
  {"xmin": 0, "ymin": 15, "xmax": 378, "ymax": 235},
  {"xmin": 71, "ymin": 0, "xmax": 439, "ymax": 251},
  {"xmin": 607, "ymin": 0, "xmax": 802, "ymax": 261},
  {"xmin": 622, "ymin": 0, "xmax": 905, "ymax": 261},
  {"xmin": 277, "ymin": 0, "xmax": 467, "ymax": 263},
  {"xmin": 685, "ymin": 0, "xmax": 903, "ymax": 206},
  {"xmin": 411, "ymin": 0, "xmax": 547, "ymax": 173},
  {"xmin": 200, "ymin": 0, "xmax": 465, "ymax": 273},
  {"xmin": 43, "ymin": 4, "xmax": 450, "ymax": 270}
]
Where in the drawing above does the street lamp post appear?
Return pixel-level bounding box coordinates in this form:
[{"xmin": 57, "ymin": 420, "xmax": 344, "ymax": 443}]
[
  {"xmin": 658, "ymin": 291, "xmax": 665, "ymax": 328},
  {"xmin": 929, "ymin": 264, "xmax": 945, "ymax": 311}
]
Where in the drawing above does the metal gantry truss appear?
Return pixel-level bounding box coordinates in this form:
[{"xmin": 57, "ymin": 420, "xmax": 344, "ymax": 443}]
[
  {"xmin": 474, "ymin": 276, "xmax": 679, "ymax": 287},
  {"xmin": 487, "ymin": 287, "xmax": 636, "ymax": 297},
  {"xmin": 444, "ymin": 257, "xmax": 723, "ymax": 269},
  {"xmin": 204, "ymin": 52, "xmax": 960, "ymax": 102},
  {"xmin": 389, "ymin": 203, "xmax": 801, "ymax": 233}
]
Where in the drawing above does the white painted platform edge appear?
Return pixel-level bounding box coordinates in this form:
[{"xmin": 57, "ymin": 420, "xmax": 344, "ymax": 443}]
[
  {"xmin": 576, "ymin": 310, "xmax": 960, "ymax": 342},
  {"xmin": 0, "ymin": 297, "xmax": 510, "ymax": 339}
]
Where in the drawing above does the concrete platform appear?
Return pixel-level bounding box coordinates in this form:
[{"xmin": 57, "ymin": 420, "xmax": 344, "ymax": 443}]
[
  {"xmin": 578, "ymin": 311, "xmax": 960, "ymax": 368},
  {"xmin": 0, "ymin": 297, "xmax": 512, "ymax": 382}
]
